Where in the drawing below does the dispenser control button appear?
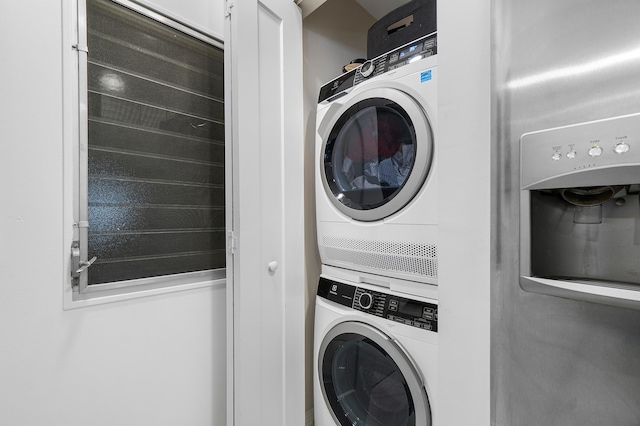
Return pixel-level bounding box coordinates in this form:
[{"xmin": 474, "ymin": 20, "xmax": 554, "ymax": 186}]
[
  {"xmin": 552, "ymin": 152, "xmax": 561, "ymax": 161},
  {"xmin": 566, "ymin": 150, "xmax": 577, "ymax": 159},
  {"xmin": 588, "ymin": 146, "xmax": 603, "ymax": 157},
  {"xmin": 614, "ymin": 142, "xmax": 630, "ymax": 154}
]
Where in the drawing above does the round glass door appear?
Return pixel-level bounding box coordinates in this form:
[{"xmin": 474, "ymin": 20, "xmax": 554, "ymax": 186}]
[
  {"xmin": 318, "ymin": 322, "xmax": 431, "ymax": 426},
  {"xmin": 320, "ymin": 92, "xmax": 433, "ymax": 222}
]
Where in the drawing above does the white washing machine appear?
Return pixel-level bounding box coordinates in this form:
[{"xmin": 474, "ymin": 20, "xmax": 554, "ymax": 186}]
[
  {"xmin": 314, "ymin": 266, "xmax": 438, "ymax": 426},
  {"xmin": 315, "ymin": 33, "xmax": 439, "ymax": 291}
]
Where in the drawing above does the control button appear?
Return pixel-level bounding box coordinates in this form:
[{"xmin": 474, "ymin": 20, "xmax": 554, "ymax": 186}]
[
  {"xmin": 566, "ymin": 150, "xmax": 577, "ymax": 159},
  {"xmin": 421, "ymin": 322, "xmax": 432, "ymax": 331},
  {"xmin": 359, "ymin": 292, "xmax": 373, "ymax": 309},
  {"xmin": 360, "ymin": 61, "xmax": 375, "ymax": 78},
  {"xmin": 389, "ymin": 305, "xmax": 397, "ymax": 312},
  {"xmin": 588, "ymin": 146, "xmax": 603, "ymax": 157},
  {"xmin": 614, "ymin": 142, "xmax": 630, "ymax": 154},
  {"xmin": 422, "ymin": 307, "xmax": 434, "ymax": 320},
  {"xmin": 552, "ymin": 152, "xmax": 561, "ymax": 161}
]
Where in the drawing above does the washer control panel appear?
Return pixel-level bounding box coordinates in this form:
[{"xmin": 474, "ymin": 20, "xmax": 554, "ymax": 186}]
[
  {"xmin": 317, "ymin": 277, "xmax": 438, "ymax": 332},
  {"xmin": 317, "ymin": 32, "xmax": 437, "ymax": 104}
]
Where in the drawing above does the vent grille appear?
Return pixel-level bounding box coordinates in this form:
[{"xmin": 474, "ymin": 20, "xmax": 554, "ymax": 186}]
[{"xmin": 322, "ymin": 236, "xmax": 438, "ymax": 278}]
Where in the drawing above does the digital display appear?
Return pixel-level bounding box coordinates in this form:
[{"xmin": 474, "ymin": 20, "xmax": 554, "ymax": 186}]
[
  {"xmin": 398, "ymin": 300, "xmax": 424, "ymax": 318},
  {"xmin": 399, "ymin": 43, "xmax": 422, "ymax": 59}
]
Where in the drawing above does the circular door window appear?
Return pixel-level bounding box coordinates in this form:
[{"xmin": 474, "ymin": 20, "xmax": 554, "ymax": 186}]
[
  {"xmin": 318, "ymin": 322, "xmax": 431, "ymax": 426},
  {"xmin": 321, "ymin": 91, "xmax": 433, "ymax": 222}
]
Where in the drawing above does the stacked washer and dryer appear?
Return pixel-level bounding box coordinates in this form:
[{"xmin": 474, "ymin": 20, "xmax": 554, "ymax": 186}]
[{"xmin": 313, "ymin": 2, "xmax": 440, "ymax": 425}]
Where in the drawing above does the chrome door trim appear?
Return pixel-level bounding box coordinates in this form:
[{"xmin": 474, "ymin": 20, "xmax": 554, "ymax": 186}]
[
  {"xmin": 318, "ymin": 320, "xmax": 431, "ymax": 426},
  {"xmin": 318, "ymin": 86, "xmax": 434, "ymax": 222}
]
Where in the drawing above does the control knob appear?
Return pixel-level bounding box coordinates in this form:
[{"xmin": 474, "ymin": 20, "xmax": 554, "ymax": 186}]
[
  {"xmin": 358, "ymin": 292, "xmax": 373, "ymax": 309},
  {"xmin": 360, "ymin": 61, "xmax": 375, "ymax": 78}
]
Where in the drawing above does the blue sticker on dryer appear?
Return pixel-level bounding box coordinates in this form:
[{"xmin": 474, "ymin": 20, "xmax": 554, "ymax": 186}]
[{"xmin": 421, "ymin": 70, "xmax": 432, "ymax": 82}]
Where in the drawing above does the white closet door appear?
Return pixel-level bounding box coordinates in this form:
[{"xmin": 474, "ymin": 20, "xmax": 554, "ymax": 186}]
[{"xmin": 225, "ymin": 1, "xmax": 304, "ymax": 425}]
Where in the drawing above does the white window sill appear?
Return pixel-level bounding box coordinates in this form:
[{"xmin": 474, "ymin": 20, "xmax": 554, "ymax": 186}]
[{"xmin": 63, "ymin": 269, "xmax": 226, "ymax": 310}]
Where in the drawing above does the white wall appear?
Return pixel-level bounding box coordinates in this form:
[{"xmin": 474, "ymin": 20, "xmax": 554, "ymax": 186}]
[
  {"xmin": 301, "ymin": 0, "xmax": 376, "ymax": 416},
  {"xmin": 0, "ymin": 1, "xmax": 226, "ymax": 424}
]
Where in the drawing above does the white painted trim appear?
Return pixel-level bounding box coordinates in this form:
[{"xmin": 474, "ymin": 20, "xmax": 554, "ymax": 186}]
[
  {"xmin": 224, "ymin": 5, "xmax": 235, "ymax": 426},
  {"xmin": 437, "ymin": 0, "xmax": 491, "ymax": 424},
  {"xmin": 65, "ymin": 277, "xmax": 226, "ymax": 309}
]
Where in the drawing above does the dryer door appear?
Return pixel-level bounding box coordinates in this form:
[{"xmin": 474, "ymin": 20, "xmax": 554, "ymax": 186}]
[
  {"xmin": 318, "ymin": 321, "xmax": 431, "ymax": 426},
  {"xmin": 319, "ymin": 87, "xmax": 433, "ymax": 222}
]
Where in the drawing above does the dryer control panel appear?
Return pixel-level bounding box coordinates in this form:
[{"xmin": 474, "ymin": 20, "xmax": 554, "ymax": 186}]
[
  {"xmin": 318, "ymin": 277, "xmax": 438, "ymax": 332},
  {"xmin": 318, "ymin": 32, "xmax": 438, "ymax": 103}
]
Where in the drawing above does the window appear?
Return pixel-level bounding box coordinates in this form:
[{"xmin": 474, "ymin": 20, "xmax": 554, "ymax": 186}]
[{"xmin": 71, "ymin": 0, "xmax": 225, "ymax": 299}]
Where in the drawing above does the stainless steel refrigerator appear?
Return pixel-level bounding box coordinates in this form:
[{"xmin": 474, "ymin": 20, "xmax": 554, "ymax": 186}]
[{"xmin": 492, "ymin": 0, "xmax": 640, "ymax": 423}]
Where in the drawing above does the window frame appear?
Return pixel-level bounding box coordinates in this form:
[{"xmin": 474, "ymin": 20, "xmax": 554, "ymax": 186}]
[{"xmin": 64, "ymin": 0, "xmax": 226, "ymax": 308}]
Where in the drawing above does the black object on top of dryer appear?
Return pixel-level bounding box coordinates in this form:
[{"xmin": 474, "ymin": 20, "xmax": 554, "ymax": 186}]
[{"xmin": 367, "ymin": 0, "xmax": 437, "ymax": 60}]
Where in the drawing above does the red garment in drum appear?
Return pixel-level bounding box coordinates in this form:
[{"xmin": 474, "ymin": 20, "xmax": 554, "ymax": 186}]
[{"xmin": 346, "ymin": 110, "xmax": 405, "ymax": 162}]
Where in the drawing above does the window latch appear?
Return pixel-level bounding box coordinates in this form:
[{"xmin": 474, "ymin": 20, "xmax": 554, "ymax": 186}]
[
  {"xmin": 71, "ymin": 241, "xmax": 97, "ymax": 286},
  {"xmin": 72, "ymin": 44, "xmax": 89, "ymax": 54}
]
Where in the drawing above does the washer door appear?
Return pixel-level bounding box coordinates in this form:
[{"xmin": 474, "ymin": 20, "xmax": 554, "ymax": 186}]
[
  {"xmin": 318, "ymin": 321, "xmax": 431, "ymax": 426},
  {"xmin": 320, "ymin": 88, "xmax": 433, "ymax": 222}
]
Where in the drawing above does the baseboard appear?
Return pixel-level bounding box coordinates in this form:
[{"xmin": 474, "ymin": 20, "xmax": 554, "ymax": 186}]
[{"xmin": 305, "ymin": 407, "xmax": 314, "ymax": 426}]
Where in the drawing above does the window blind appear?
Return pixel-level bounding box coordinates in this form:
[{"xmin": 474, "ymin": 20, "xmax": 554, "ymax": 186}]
[{"xmin": 85, "ymin": 0, "xmax": 225, "ymax": 285}]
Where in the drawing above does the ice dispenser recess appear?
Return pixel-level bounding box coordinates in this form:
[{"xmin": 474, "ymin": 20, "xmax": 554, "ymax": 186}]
[{"xmin": 520, "ymin": 113, "xmax": 640, "ymax": 310}]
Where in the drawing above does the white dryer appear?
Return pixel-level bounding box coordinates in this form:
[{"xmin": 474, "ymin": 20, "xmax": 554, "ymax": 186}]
[
  {"xmin": 315, "ymin": 33, "xmax": 438, "ymax": 291},
  {"xmin": 314, "ymin": 266, "xmax": 438, "ymax": 426}
]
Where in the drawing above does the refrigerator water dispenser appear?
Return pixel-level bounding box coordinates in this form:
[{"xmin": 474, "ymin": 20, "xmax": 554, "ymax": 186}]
[{"xmin": 520, "ymin": 113, "xmax": 640, "ymax": 309}]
